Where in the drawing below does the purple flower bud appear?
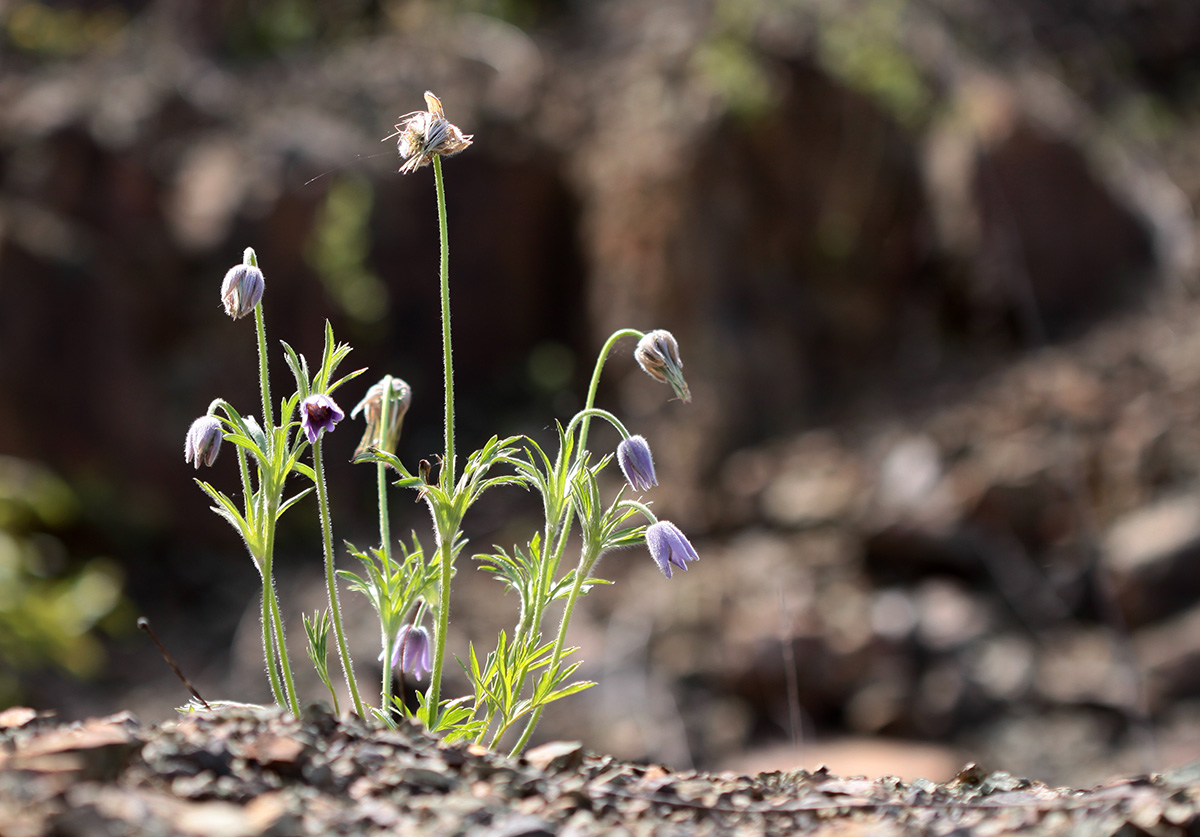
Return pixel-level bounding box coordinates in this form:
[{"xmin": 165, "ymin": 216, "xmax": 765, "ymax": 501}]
[
  {"xmin": 220, "ymin": 263, "xmax": 265, "ymax": 320},
  {"xmin": 635, "ymin": 330, "xmax": 691, "ymax": 403},
  {"xmin": 389, "ymin": 624, "xmax": 432, "ymax": 678},
  {"xmin": 617, "ymin": 435, "xmax": 657, "ymax": 492},
  {"xmin": 184, "ymin": 416, "xmax": 223, "ymax": 468},
  {"xmin": 300, "ymin": 394, "xmax": 344, "ymax": 444},
  {"xmin": 645, "ymin": 521, "xmax": 699, "ymax": 579}
]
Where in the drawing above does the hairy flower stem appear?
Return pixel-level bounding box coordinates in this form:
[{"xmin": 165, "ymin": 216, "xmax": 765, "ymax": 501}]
[
  {"xmin": 314, "ymin": 438, "xmax": 365, "ymax": 717},
  {"xmin": 248, "ymin": 271, "xmax": 298, "ymax": 713},
  {"xmin": 577, "ymin": 329, "xmax": 643, "ymax": 456},
  {"xmin": 425, "ymin": 155, "xmax": 456, "ymax": 725},
  {"xmin": 263, "ymin": 491, "xmax": 300, "ymax": 714},
  {"xmin": 427, "ymin": 536, "xmax": 454, "ymax": 724},
  {"xmin": 524, "ymin": 337, "xmax": 641, "ymax": 651},
  {"xmin": 435, "ymin": 156, "xmax": 455, "ymax": 488},
  {"xmin": 251, "ymin": 274, "xmax": 274, "ymax": 437},
  {"xmin": 510, "ymin": 335, "xmax": 647, "ymax": 751},
  {"xmin": 236, "ymin": 444, "xmax": 284, "ymax": 707},
  {"xmin": 509, "ymin": 542, "xmax": 602, "ymax": 756},
  {"xmin": 377, "ymin": 395, "xmax": 395, "ymax": 712},
  {"xmin": 260, "ymin": 591, "xmax": 285, "ymax": 706}
]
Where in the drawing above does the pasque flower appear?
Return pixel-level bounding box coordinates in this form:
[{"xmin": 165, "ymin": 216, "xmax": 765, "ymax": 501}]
[
  {"xmin": 220, "ymin": 262, "xmax": 265, "ymax": 320},
  {"xmin": 184, "ymin": 416, "xmax": 223, "ymax": 468},
  {"xmin": 351, "ymin": 376, "xmax": 412, "ymax": 457},
  {"xmin": 635, "ymin": 330, "xmax": 691, "ymax": 403},
  {"xmin": 389, "ymin": 91, "xmax": 473, "ymax": 175},
  {"xmin": 389, "ymin": 624, "xmax": 432, "ymax": 678},
  {"xmin": 617, "ymin": 435, "xmax": 657, "ymax": 492},
  {"xmin": 645, "ymin": 521, "xmax": 699, "ymax": 579},
  {"xmin": 301, "ymin": 394, "xmax": 344, "ymax": 444}
]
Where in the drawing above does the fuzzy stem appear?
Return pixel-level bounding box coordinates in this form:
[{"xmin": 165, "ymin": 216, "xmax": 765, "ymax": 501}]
[
  {"xmin": 424, "ymin": 154, "xmax": 456, "ymax": 726},
  {"xmin": 314, "ymin": 437, "xmax": 365, "ymax": 717},
  {"xmin": 377, "ymin": 388, "xmax": 395, "ymax": 711},
  {"xmin": 435, "ymin": 156, "xmax": 455, "ymax": 488},
  {"xmin": 249, "ymin": 273, "xmax": 295, "ymax": 711},
  {"xmin": 380, "ymin": 622, "xmax": 394, "ymax": 718},
  {"xmin": 509, "ymin": 543, "xmax": 601, "ymax": 756},
  {"xmin": 238, "ymin": 442, "xmax": 283, "ymax": 705},
  {"xmin": 577, "ymin": 329, "xmax": 642, "ymax": 456},
  {"xmin": 263, "ymin": 490, "xmax": 299, "ymax": 714},
  {"xmin": 251, "ymin": 295, "xmax": 274, "ymax": 451},
  {"xmin": 261, "ymin": 587, "xmax": 286, "ymax": 706},
  {"xmin": 426, "ymin": 534, "xmax": 454, "ymax": 725},
  {"xmin": 565, "ymin": 408, "xmax": 632, "ymax": 446}
]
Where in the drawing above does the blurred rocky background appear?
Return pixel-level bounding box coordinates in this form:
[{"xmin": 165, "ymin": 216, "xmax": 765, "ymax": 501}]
[{"xmin": 4, "ymin": 0, "xmax": 1200, "ymax": 788}]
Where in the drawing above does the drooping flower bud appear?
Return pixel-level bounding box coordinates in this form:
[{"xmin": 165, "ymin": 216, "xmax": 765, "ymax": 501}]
[
  {"xmin": 351, "ymin": 376, "xmax": 412, "ymax": 457},
  {"xmin": 388, "ymin": 623, "xmax": 432, "ymax": 678},
  {"xmin": 388, "ymin": 91, "xmax": 473, "ymax": 175},
  {"xmin": 220, "ymin": 256, "xmax": 265, "ymax": 320},
  {"xmin": 617, "ymin": 435, "xmax": 657, "ymax": 492},
  {"xmin": 300, "ymin": 394, "xmax": 344, "ymax": 444},
  {"xmin": 635, "ymin": 329, "xmax": 691, "ymax": 403},
  {"xmin": 184, "ymin": 416, "xmax": 223, "ymax": 468},
  {"xmin": 645, "ymin": 520, "xmax": 700, "ymax": 579}
]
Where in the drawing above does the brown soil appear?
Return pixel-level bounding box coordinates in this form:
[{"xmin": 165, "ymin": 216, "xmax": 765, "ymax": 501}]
[{"xmin": 3, "ymin": 706, "xmax": 1200, "ymax": 836}]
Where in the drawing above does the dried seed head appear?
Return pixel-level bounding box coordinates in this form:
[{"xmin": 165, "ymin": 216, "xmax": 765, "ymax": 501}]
[
  {"xmin": 351, "ymin": 376, "xmax": 412, "ymax": 457},
  {"xmin": 635, "ymin": 329, "xmax": 691, "ymax": 403},
  {"xmin": 387, "ymin": 91, "xmax": 473, "ymax": 175}
]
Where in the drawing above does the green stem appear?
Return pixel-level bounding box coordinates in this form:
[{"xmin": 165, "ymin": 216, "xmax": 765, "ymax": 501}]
[
  {"xmin": 434, "ymin": 156, "xmax": 455, "ymax": 489},
  {"xmin": 314, "ymin": 437, "xmax": 365, "ymax": 717},
  {"xmin": 248, "ymin": 272, "xmax": 294, "ymax": 711},
  {"xmin": 261, "ymin": 586, "xmax": 286, "ymax": 706},
  {"xmin": 423, "ymin": 154, "xmax": 456, "ymax": 728},
  {"xmin": 377, "ymin": 394, "xmax": 394, "ymax": 710},
  {"xmin": 509, "ymin": 543, "xmax": 601, "ymax": 756},
  {"xmin": 263, "ymin": 490, "xmax": 300, "ymax": 714},
  {"xmin": 564, "ymin": 408, "xmax": 631, "ymax": 446},
  {"xmin": 237, "ymin": 442, "xmax": 283, "ymax": 706},
  {"xmin": 524, "ymin": 502, "xmax": 575, "ymax": 650},
  {"xmin": 236, "ymin": 445, "xmax": 254, "ymax": 523},
  {"xmin": 577, "ymin": 329, "xmax": 642, "ymax": 456},
  {"xmin": 380, "ymin": 623, "xmax": 394, "ymax": 719},
  {"xmin": 426, "ymin": 533, "xmax": 454, "ymax": 725},
  {"xmin": 251, "ymin": 307, "xmax": 274, "ymax": 454}
]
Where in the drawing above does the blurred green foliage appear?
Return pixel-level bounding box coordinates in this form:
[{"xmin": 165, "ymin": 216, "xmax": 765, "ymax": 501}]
[
  {"xmin": 694, "ymin": 0, "xmax": 777, "ymax": 120},
  {"xmin": 307, "ymin": 175, "xmax": 389, "ymax": 327},
  {"xmin": 695, "ymin": 0, "xmax": 932, "ymax": 127},
  {"xmin": 813, "ymin": 0, "xmax": 932, "ymax": 127},
  {"xmin": 0, "ymin": 457, "xmax": 128, "ymax": 705},
  {"xmin": 221, "ymin": 0, "xmax": 373, "ymax": 56},
  {"xmin": 4, "ymin": 1, "xmax": 128, "ymax": 56}
]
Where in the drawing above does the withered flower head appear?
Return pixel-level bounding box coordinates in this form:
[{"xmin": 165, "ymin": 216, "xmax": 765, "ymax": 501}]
[
  {"xmin": 351, "ymin": 375, "xmax": 412, "ymax": 457},
  {"xmin": 387, "ymin": 91, "xmax": 473, "ymax": 175},
  {"xmin": 634, "ymin": 329, "xmax": 691, "ymax": 403}
]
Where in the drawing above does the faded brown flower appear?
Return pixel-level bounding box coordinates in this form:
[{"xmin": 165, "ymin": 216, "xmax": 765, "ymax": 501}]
[{"xmin": 386, "ymin": 91, "xmax": 473, "ymax": 175}]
